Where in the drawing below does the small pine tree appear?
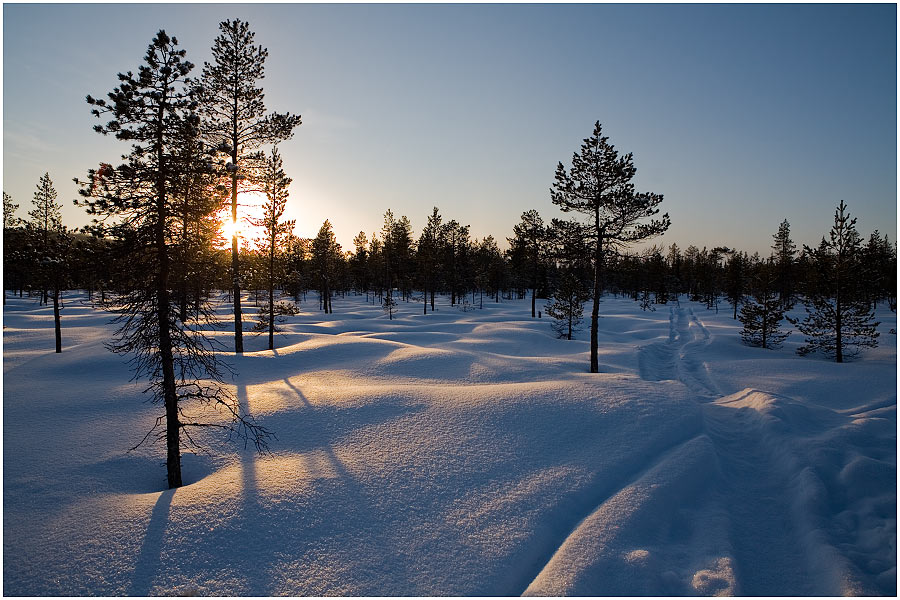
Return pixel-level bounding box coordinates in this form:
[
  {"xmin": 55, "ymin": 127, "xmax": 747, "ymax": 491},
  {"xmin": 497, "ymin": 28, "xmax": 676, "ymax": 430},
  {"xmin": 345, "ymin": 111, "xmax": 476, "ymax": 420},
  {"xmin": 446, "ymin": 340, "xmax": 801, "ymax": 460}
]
[
  {"xmin": 3, "ymin": 192, "xmax": 20, "ymax": 229},
  {"xmin": 739, "ymin": 265, "xmax": 790, "ymax": 349},
  {"xmin": 383, "ymin": 291, "xmax": 397, "ymax": 320},
  {"xmin": 252, "ymin": 300, "xmax": 299, "ymax": 332},
  {"xmin": 29, "ymin": 173, "xmax": 63, "ymax": 241},
  {"xmin": 792, "ymin": 297, "xmax": 879, "ymax": 360},
  {"xmin": 545, "ymin": 271, "xmax": 590, "ymax": 340},
  {"xmin": 789, "ymin": 200, "xmax": 879, "ymax": 362}
]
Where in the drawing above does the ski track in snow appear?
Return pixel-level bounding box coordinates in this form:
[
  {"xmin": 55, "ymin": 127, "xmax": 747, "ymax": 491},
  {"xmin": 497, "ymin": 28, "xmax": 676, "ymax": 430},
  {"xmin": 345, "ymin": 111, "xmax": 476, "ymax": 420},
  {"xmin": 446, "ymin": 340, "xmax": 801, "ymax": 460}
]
[{"xmin": 3, "ymin": 293, "xmax": 895, "ymax": 596}]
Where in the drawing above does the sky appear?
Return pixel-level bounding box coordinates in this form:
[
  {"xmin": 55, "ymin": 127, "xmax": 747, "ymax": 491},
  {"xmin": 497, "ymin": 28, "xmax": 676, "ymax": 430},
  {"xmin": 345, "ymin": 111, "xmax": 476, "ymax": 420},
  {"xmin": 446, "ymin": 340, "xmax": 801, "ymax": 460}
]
[{"xmin": 3, "ymin": 3, "xmax": 896, "ymax": 255}]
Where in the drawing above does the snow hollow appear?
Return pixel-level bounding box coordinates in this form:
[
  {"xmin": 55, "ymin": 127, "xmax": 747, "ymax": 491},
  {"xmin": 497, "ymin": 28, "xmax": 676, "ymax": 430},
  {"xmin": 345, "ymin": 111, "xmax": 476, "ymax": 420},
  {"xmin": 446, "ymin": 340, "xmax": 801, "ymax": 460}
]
[{"xmin": 3, "ymin": 292, "xmax": 896, "ymax": 595}]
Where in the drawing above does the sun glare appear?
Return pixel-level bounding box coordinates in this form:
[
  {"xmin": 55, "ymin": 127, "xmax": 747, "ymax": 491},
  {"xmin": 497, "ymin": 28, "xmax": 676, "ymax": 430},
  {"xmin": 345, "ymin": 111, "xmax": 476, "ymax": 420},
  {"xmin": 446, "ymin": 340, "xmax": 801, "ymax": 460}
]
[{"xmin": 215, "ymin": 191, "xmax": 269, "ymax": 249}]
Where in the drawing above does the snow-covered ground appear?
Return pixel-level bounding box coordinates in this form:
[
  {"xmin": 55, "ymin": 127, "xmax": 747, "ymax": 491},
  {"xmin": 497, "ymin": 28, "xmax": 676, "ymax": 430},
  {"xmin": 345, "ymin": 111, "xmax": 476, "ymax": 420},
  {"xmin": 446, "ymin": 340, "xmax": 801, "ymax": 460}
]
[{"xmin": 3, "ymin": 291, "xmax": 896, "ymax": 596}]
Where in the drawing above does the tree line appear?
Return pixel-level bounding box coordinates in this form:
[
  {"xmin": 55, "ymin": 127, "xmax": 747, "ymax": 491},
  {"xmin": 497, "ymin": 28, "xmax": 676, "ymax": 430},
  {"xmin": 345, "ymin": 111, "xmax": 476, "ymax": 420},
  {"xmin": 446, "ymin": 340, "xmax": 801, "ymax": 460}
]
[{"xmin": 2, "ymin": 21, "xmax": 894, "ymax": 488}]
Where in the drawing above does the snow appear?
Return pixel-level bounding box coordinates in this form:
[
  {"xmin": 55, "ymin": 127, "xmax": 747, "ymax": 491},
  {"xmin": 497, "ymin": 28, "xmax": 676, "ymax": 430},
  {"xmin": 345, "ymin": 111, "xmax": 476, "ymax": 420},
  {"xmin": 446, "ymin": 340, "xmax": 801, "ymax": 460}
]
[{"xmin": 3, "ymin": 292, "xmax": 896, "ymax": 595}]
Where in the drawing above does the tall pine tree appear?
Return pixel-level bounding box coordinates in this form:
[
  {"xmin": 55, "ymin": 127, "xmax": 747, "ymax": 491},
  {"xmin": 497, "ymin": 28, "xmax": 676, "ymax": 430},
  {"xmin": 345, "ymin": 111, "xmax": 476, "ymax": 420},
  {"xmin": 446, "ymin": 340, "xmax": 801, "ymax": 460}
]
[
  {"xmin": 201, "ymin": 19, "xmax": 302, "ymax": 353},
  {"xmin": 79, "ymin": 31, "xmax": 271, "ymax": 489},
  {"xmin": 249, "ymin": 147, "xmax": 294, "ymax": 350},
  {"xmin": 551, "ymin": 121, "xmax": 670, "ymax": 373}
]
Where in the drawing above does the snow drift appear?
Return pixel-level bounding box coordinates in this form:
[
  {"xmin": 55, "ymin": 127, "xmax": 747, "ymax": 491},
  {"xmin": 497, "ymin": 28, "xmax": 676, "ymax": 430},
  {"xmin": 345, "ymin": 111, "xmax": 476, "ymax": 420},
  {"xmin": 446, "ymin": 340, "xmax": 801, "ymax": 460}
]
[{"xmin": 3, "ymin": 293, "xmax": 895, "ymax": 595}]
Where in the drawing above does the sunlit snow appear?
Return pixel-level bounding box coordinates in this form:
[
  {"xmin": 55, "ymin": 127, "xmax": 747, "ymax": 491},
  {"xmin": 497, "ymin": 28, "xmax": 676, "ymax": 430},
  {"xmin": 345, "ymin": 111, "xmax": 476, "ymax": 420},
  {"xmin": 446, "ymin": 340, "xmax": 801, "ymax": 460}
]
[{"xmin": 3, "ymin": 292, "xmax": 895, "ymax": 595}]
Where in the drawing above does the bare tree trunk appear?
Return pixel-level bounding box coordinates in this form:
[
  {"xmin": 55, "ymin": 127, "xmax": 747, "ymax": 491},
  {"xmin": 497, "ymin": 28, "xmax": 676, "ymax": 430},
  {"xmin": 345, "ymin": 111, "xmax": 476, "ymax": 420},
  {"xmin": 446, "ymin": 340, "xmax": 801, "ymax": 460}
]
[
  {"xmin": 268, "ymin": 239, "xmax": 275, "ymax": 350},
  {"xmin": 158, "ymin": 99, "xmax": 182, "ymax": 489},
  {"xmin": 231, "ymin": 132, "xmax": 243, "ymax": 353},
  {"xmin": 590, "ymin": 219, "xmax": 603, "ymax": 374},
  {"xmin": 53, "ymin": 285, "xmax": 61, "ymax": 353}
]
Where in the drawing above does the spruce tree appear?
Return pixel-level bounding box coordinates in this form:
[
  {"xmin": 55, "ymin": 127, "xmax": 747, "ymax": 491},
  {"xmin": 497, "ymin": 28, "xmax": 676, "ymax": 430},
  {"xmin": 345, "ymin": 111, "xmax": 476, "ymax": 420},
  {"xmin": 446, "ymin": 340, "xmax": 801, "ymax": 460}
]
[
  {"xmin": 551, "ymin": 121, "xmax": 670, "ymax": 372},
  {"xmin": 79, "ymin": 30, "xmax": 272, "ymax": 489},
  {"xmin": 201, "ymin": 18, "xmax": 302, "ymax": 353},
  {"xmin": 790, "ymin": 200, "xmax": 879, "ymax": 362}
]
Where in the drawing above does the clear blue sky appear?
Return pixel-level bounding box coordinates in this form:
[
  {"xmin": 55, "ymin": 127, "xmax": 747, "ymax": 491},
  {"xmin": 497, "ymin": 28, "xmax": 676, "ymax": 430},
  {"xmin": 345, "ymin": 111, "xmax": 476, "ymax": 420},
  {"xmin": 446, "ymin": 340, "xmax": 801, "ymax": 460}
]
[{"xmin": 3, "ymin": 3, "xmax": 896, "ymax": 254}]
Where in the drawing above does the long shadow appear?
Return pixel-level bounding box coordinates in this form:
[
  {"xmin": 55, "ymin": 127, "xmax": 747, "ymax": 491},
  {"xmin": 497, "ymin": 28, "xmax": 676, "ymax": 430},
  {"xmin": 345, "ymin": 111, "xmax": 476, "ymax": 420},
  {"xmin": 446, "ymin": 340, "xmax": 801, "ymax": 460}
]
[
  {"xmin": 283, "ymin": 377, "xmax": 311, "ymax": 408},
  {"xmin": 128, "ymin": 488, "xmax": 175, "ymax": 595},
  {"xmin": 284, "ymin": 382, "xmax": 419, "ymax": 594},
  {"xmin": 237, "ymin": 381, "xmax": 259, "ymax": 512},
  {"xmin": 200, "ymin": 377, "xmax": 421, "ymax": 594}
]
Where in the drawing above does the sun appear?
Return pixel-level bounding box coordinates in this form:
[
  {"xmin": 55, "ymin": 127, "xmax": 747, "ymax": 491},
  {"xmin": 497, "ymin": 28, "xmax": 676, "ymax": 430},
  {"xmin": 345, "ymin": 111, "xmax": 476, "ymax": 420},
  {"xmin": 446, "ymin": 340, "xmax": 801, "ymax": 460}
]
[{"xmin": 215, "ymin": 191, "xmax": 269, "ymax": 248}]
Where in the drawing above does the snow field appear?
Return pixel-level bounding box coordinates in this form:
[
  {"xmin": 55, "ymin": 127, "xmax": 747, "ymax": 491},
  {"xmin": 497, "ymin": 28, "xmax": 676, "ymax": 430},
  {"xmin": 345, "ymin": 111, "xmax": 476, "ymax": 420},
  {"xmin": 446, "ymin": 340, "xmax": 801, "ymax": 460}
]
[{"xmin": 3, "ymin": 291, "xmax": 896, "ymax": 595}]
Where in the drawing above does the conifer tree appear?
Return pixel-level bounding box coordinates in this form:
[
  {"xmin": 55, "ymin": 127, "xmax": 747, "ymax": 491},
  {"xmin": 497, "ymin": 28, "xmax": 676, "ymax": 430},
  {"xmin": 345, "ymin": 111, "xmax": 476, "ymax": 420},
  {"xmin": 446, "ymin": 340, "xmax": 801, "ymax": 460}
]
[
  {"xmin": 29, "ymin": 173, "xmax": 63, "ymax": 244},
  {"xmin": 724, "ymin": 250, "xmax": 748, "ymax": 319},
  {"xmin": 790, "ymin": 201, "xmax": 879, "ymax": 362},
  {"xmin": 79, "ymin": 30, "xmax": 271, "ymax": 489},
  {"xmin": 28, "ymin": 173, "xmax": 65, "ymax": 303},
  {"xmin": 350, "ymin": 231, "xmax": 369, "ymax": 298},
  {"xmin": 546, "ymin": 271, "xmax": 590, "ymax": 340},
  {"xmin": 771, "ymin": 219, "xmax": 797, "ymax": 309},
  {"xmin": 249, "ymin": 147, "xmax": 294, "ymax": 350},
  {"xmin": 551, "ymin": 121, "xmax": 670, "ymax": 372},
  {"xmin": 417, "ymin": 207, "xmax": 443, "ymax": 313},
  {"xmin": 201, "ymin": 18, "xmax": 302, "ymax": 353},
  {"xmin": 739, "ymin": 262, "xmax": 790, "ymax": 349},
  {"xmin": 311, "ymin": 220, "xmax": 340, "ymax": 313},
  {"xmin": 3, "ymin": 192, "xmax": 20, "ymax": 229},
  {"xmin": 474, "ymin": 235, "xmax": 504, "ymax": 307},
  {"xmin": 441, "ymin": 220, "xmax": 470, "ymax": 306},
  {"xmin": 508, "ymin": 210, "xmax": 547, "ymax": 318}
]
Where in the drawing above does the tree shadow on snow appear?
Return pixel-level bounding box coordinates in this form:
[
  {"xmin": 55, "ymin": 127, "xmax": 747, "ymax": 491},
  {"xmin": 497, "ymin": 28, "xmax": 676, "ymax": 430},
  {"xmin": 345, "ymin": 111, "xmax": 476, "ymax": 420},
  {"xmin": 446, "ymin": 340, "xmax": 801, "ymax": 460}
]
[
  {"xmin": 201, "ymin": 380, "xmax": 424, "ymax": 595},
  {"xmin": 127, "ymin": 488, "xmax": 175, "ymax": 595}
]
